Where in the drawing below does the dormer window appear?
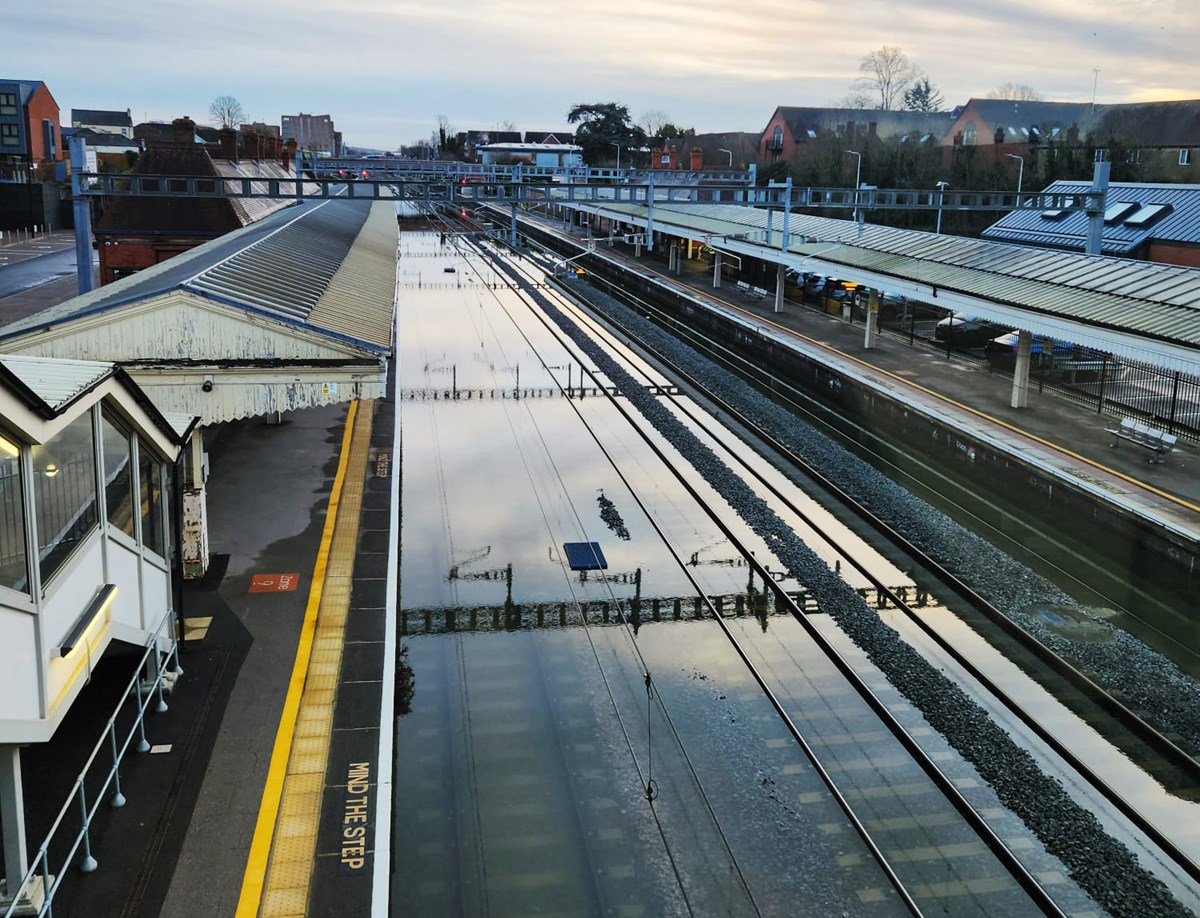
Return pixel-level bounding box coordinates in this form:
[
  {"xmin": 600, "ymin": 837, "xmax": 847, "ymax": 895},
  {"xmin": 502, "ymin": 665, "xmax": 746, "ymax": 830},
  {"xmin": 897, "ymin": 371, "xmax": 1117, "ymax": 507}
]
[{"xmin": 772, "ymin": 125, "xmax": 784, "ymax": 149}]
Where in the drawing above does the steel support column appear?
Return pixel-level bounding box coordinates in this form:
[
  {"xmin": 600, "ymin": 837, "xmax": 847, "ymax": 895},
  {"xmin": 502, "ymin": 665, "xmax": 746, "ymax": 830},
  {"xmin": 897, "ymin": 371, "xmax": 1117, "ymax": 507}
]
[
  {"xmin": 1085, "ymin": 161, "xmax": 1110, "ymax": 257},
  {"xmin": 69, "ymin": 134, "xmax": 94, "ymax": 294},
  {"xmin": 781, "ymin": 177, "xmax": 792, "ymax": 252},
  {"xmin": 713, "ymin": 252, "xmax": 722, "ymax": 288},
  {"xmin": 863, "ymin": 288, "xmax": 879, "ymax": 349},
  {"xmin": 645, "ymin": 175, "xmax": 655, "ymax": 252},
  {"xmin": 774, "ymin": 263, "xmax": 785, "ymax": 314},
  {"xmin": 1011, "ymin": 329, "xmax": 1033, "ymax": 408}
]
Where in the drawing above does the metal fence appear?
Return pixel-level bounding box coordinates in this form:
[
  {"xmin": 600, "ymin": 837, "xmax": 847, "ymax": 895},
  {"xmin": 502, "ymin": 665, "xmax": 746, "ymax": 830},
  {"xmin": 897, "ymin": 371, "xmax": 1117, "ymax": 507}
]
[{"xmin": 2, "ymin": 610, "xmax": 179, "ymax": 918}]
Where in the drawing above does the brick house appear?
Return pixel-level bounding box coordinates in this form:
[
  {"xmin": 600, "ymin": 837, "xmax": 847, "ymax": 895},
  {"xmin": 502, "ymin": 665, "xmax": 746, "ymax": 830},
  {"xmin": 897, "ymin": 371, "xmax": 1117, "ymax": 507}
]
[
  {"xmin": 759, "ymin": 106, "xmax": 949, "ymax": 164},
  {"xmin": 651, "ymin": 132, "xmax": 758, "ymax": 170},
  {"xmin": 0, "ymin": 79, "xmax": 63, "ymax": 181}
]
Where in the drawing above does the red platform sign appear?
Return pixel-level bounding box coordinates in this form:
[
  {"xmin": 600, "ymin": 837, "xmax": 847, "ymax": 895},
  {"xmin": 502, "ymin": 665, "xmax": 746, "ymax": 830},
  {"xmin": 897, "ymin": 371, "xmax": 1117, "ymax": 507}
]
[{"xmin": 249, "ymin": 573, "xmax": 300, "ymax": 593}]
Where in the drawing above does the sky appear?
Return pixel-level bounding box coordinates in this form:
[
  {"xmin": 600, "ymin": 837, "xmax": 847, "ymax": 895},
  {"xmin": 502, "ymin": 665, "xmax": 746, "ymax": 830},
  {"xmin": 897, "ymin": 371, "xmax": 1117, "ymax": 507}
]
[{"xmin": 9, "ymin": 0, "xmax": 1199, "ymax": 151}]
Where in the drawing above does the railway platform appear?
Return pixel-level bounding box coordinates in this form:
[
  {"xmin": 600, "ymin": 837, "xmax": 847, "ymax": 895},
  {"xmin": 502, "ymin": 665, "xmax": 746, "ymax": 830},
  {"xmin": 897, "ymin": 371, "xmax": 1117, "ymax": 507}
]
[
  {"xmin": 11, "ymin": 392, "xmax": 395, "ymax": 918},
  {"xmin": 560, "ymin": 222, "xmax": 1200, "ymax": 535}
]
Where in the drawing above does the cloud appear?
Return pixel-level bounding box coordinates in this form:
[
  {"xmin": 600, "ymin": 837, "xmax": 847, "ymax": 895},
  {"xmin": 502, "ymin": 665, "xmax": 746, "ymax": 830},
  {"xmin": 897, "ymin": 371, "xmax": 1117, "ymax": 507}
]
[{"xmin": 6, "ymin": 0, "xmax": 1198, "ymax": 148}]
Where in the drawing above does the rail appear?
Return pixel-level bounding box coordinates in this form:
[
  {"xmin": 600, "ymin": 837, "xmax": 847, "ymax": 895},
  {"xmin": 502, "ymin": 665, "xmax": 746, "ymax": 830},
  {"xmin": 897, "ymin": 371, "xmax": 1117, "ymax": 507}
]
[{"xmin": 2, "ymin": 609, "xmax": 179, "ymax": 918}]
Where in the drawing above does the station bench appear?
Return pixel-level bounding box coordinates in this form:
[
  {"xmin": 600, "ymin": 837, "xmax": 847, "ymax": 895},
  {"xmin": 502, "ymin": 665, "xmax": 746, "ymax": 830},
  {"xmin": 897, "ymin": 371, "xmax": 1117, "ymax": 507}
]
[
  {"xmin": 1106, "ymin": 417, "xmax": 1177, "ymax": 463},
  {"xmin": 735, "ymin": 280, "xmax": 770, "ymax": 300}
]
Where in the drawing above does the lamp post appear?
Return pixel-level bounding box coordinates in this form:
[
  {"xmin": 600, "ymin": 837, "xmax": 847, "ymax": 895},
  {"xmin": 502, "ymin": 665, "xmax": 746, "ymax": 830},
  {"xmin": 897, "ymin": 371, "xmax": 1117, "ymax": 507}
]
[
  {"xmin": 935, "ymin": 181, "xmax": 949, "ymax": 235},
  {"xmin": 612, "ymin": 142, "xmax": 620, "ymax": 172},
  {"xmin": 845, "ymin": 150, "xmax": 861, "ymax": 221},
  {"xmin": 1007, "ymin": 153, "xmax": 1024, "ymax": 196},
  {"xmin": 718, "ymin": 148, "xmax": 733, "ymax": 167}
]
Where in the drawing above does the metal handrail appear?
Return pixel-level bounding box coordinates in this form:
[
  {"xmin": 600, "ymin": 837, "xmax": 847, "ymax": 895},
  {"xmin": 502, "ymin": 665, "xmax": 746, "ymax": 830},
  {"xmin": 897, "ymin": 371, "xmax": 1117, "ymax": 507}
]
[{"xmin": 2, "ymin": 608, "xmax": 178, "ymax": 918}]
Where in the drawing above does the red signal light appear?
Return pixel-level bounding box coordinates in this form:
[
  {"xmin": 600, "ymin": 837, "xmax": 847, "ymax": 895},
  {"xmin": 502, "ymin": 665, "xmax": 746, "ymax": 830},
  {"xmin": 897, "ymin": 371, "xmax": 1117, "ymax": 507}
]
[
  {"xmin": 361, "ymin": 169, "xmax": 369, "ymax": 179},
  {"xmin": 461, "ymin": 178, "xmax": 468, "ymax": 185},
  {"xmin": 461, "ymin": 209, "xmax": 467, "ymax": 218},
  {"xmin": 338, "ymin": 169, "xmax": 345, "ymax": 176}
]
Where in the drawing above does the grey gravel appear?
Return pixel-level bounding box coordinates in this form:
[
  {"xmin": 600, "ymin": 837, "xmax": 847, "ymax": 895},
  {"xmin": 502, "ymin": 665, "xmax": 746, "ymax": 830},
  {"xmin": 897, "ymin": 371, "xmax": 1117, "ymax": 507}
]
[{"xmin": 486, "ymin": 250, "xmax": 1196, "ymax": 918}]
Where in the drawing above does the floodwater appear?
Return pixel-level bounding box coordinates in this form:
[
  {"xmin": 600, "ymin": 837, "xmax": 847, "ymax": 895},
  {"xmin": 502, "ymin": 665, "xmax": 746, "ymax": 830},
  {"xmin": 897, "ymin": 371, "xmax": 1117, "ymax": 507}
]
[{"xmin": 391, "ymin": 233, "xmax": 1057, "ymax": 917}]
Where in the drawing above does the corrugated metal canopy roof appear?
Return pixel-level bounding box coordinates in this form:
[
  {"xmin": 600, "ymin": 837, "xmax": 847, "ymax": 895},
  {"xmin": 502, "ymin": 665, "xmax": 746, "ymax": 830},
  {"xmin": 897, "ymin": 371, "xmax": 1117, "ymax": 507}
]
[
  {"xmin": 0, "ymin": 355, "xmax": 113, "ymax": 413},
  {"xmin": 0, "ymin": 355, "xmax": 195, "ymax": 447},
  {"xmin": 0, "ymin": 199, "xmax": 395, "ymax": 354},
  {"xmin": 569, "ymin": 201, "xmax": 1200, "ymax": 369}
]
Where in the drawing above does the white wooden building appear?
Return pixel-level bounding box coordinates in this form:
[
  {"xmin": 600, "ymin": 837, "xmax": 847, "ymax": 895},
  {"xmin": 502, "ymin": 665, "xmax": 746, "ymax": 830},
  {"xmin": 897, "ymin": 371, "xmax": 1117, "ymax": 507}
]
[{"xmin": 0, "ymin": 355, "xmax": 193, "ymax": 897}]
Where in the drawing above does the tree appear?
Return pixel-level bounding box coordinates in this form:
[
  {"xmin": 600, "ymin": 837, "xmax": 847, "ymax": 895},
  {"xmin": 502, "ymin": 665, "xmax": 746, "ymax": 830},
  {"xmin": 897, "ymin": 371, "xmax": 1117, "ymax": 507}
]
[
  {"xmin": 853, "ymin": 46, "xmax": 920, "ymax": 110},
  {"xmin": 902, "ymin": 77, "xmax": 945, "ymax": 113},
  {"xmin": 640, "ymin": 110, "xmax": 694, "ymax": 146},
  {"xmin": 639, "ymin": 110, "xmax": 671, "ymax": 139},
  {"xmin": 840, "ymin": 92, "xmax": 874, "ymax": 110},
  {"xmin": 640, "ymin": 110, "xmax": 694, "ymax": 144},
  {"xmin": 989, "ymin": 82, "xmax": 1042, "ymax": 101},
  {"xmin": 209, "ymin": 95, "xmax": 245, "ymax": 129},
  {"xmin": 567, "ymin": 102, "xmax": 646, "ymax": 165}
]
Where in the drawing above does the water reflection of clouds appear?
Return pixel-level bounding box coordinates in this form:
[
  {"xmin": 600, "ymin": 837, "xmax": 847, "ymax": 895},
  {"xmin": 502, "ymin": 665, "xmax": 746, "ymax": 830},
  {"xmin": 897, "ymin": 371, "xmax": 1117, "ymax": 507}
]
[
  {"xmin": 400, "ymin": 397, "xmax": 767, "ymax": 609},
  {"xmin": 397, "ymin": 233, "xmax": 930, "ymax": 620}
]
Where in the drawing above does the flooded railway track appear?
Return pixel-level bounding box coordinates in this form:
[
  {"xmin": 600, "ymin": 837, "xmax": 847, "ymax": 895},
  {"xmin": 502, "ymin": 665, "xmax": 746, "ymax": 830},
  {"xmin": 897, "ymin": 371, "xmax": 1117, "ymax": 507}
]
[
  {"xmin": 434, "ymin": 225, "xmax": 1200, "ymax": 912},
  {"xmin": 519, "ymin": 244, "xmax": 1200, "ymax": 796}
]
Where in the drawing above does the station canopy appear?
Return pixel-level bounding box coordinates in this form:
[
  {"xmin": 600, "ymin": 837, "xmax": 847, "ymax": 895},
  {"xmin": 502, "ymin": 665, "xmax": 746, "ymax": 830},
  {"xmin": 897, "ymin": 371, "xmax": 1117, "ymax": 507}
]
[
  {"xmin": 0, "ymin": 199, "xmax": 397, "ymax": 424},
  {"xmin": 567, "ymin": 200, "xmax": 1200, "ymax": 376}
]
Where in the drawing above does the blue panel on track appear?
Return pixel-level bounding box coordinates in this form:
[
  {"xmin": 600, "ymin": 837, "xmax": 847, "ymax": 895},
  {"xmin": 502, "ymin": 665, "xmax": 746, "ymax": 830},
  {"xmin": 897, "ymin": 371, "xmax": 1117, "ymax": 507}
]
[{"xmin": 563, "ymin": 541, "xmax": 608, "ymax": 571}]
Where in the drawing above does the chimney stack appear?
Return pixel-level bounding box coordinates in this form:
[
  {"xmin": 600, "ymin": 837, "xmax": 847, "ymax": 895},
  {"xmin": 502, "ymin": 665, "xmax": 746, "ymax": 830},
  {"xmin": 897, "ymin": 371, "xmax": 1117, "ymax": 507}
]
[
  {"xmin": 171, "ymin": 116, "xmax": 196, "ymax": 145},
  {"xmin": 218, "ymin": 127, "xmax": 238, "ymax": 162}
]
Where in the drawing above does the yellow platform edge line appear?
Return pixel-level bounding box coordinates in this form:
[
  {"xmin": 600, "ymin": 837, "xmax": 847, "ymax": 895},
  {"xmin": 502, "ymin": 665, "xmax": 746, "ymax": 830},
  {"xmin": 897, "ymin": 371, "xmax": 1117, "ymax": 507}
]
[
  {"xmin": 235, "ymin": 400, "xmax": 360, "ymax": 918},
  {"xmin": 260, "ymin": 399, "xmax": 374, "ymax": 916}
]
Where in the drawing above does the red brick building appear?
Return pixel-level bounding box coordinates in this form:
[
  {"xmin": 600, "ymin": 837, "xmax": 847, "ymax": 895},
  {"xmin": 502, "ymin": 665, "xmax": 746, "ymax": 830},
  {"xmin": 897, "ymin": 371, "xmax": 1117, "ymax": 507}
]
[
  {"xmin": 0, "ymin": 79, "xmax": 64, "ymax": 180},
  {"xmin": 94, "ymin": 117, "xmax": 299, "ymax": 285}
]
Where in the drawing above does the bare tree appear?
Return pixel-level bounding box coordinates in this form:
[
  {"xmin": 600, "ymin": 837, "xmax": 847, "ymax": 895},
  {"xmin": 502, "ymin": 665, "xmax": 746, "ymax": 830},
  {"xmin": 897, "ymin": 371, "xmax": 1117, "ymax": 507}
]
[
  {"xmin": 853, "ymin": 46, "xmax": 920, "ymax": 110},
  {"xmin": 839, "ymin": 92, "xmax": 874, "ymax": 110},
  {"xmin": 988, "ymin": 82, "xmax": 1043, "ymax": 101},
  {"xmin": 209, "ymin": 95, "xmax": 245, "ymax": 129},
  {"xmin": 639, "ymin": 110, "xmax": 671, "ymax": 138}
]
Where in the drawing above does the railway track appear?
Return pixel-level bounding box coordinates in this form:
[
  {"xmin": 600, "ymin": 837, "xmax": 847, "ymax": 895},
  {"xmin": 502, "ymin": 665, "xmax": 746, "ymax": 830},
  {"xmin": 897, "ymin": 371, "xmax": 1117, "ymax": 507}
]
[
  {"xmin": 438, "ymin": 226, "xmax": 1200, "ymax": 916},
  {"xmin": 504, "ymin": 216, "xmax": 1200, "ymax": 770}
]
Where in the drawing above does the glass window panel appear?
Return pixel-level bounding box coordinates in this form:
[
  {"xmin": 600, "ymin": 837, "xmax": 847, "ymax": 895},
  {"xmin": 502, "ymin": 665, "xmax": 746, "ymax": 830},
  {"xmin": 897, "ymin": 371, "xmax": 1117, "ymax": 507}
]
[
  {"xmin": 32, "ymin": 413, "xmax": 98, "ymax": 584},
  {"xmin": 0, "ymin": 432, "xmax": 28, "ymax": 592},
  {"xmin": 138, "ymin": 442, "xmax": 165, "ymax": 558},
  {"xmin": 101, "ymin": 412, "xmax": 135, "ymax": 537}
]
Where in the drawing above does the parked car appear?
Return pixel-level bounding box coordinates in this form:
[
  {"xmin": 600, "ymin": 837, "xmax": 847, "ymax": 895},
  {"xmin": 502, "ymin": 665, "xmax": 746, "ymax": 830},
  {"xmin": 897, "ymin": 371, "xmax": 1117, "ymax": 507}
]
[
  {"xmin": 934, "ymin": 313, "xmax": 1005, "ymax": 348},
  {"xmin": 985, "ymin": 331, "xmax": 1077, "ymax": 371}
]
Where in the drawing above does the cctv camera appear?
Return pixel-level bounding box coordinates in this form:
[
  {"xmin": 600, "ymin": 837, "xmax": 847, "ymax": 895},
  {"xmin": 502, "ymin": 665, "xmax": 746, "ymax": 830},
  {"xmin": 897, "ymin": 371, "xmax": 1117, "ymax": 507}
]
[{"xmin": 202, "ymin": 377, "xmax": 214, "ymax": 393}]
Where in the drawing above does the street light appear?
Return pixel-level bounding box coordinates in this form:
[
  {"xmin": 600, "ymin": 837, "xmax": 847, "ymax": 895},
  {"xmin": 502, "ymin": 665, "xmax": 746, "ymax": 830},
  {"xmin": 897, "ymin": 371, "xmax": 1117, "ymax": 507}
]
[
  {"xmin": 612, "ymin": 142, "xmax": 621, "ymax": 172},
  {"xmin": 1007, "ymin": 153, "xmax": 1024, "ymax": 196},
  {"xmin": 718, "ymin": 148, "xmax": 733, "ymax": 167},
  {"xmin": 845, "ymin": 150, "xmax": 861, "ymax": 221},
  {"xmin": 935, "ymin": 181, "xmax": 950, "ymax": 235}
]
